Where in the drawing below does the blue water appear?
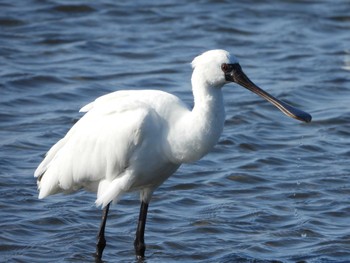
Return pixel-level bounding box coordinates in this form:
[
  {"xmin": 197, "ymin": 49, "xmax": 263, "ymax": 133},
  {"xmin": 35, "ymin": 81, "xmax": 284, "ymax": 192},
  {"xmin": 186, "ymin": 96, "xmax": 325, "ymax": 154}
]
[{"xmin": 1, "ymin": 0, "xmax": 350, "ymax": 262}]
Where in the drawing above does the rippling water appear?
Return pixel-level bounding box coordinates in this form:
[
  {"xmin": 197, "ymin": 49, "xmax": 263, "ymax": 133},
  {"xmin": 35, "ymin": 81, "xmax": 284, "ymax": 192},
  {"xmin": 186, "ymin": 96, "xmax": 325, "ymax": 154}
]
[{"xmin": 1, "ymin": 0, "xmax": 350, "ymax": 262}]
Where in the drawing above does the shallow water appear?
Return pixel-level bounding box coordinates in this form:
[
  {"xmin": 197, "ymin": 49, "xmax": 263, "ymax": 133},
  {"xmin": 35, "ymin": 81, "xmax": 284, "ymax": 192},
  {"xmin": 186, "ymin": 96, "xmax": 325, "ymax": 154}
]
[{"xmin": 1, "ymin": 0, "xmax": 350, "ymax": 262}]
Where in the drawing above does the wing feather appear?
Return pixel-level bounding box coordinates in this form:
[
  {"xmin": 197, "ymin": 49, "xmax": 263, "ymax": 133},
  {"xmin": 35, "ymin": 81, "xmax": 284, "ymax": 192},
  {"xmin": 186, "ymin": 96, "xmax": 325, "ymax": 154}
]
[{"xmin": 36, "ymin": 97, "xmax": 153, "ymax": 199}]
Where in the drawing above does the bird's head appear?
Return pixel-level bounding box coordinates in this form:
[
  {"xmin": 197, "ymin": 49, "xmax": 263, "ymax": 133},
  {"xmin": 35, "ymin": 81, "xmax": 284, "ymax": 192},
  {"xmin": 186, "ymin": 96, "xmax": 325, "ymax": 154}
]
[{"xmin": 192, "ymin": 49, "xmax": 312, "ymax": 123}]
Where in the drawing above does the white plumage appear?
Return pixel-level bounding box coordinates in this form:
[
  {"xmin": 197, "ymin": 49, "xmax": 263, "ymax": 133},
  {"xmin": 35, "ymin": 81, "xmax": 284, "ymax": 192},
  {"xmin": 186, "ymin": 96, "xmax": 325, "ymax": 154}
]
[
  {"xmin": 35, "ymin": 49, "xmax": 311, "ymax": 259},
  {"xmin": 35, "ymin": 50, "xmax": 233, "ymax": 208}
]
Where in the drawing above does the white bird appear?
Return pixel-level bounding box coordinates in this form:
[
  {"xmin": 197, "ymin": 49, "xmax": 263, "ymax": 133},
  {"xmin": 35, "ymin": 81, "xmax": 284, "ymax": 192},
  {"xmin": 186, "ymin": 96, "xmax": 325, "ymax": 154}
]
[{"xmin": 35, "ymin": 49, "xmax": 311, "ymax": 260}]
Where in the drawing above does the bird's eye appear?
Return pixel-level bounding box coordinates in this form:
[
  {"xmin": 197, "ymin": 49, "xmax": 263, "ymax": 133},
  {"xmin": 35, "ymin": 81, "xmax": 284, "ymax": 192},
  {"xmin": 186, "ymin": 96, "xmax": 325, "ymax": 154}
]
[{"xmin": 221, "ymin": 63, "xmax": 229, "ymax": 72}]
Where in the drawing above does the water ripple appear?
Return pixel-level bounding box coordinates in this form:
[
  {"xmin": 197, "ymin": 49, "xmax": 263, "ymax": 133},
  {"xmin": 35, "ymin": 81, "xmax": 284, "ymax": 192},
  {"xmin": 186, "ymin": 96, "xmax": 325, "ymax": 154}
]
[{"xmin": 1, "ymin": 0, "xmax": 350, "ymax": 262}]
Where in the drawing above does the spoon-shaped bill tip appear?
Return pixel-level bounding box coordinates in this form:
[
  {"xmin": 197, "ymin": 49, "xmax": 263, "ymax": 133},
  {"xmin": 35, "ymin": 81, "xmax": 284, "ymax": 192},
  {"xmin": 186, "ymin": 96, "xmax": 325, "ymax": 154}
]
[
  {"xmin": 230, "ymin": 65, "xmax": 312, "ymax": 123},
  {"xmin": 277, "ymin": 100, "xmax": 312, "ymax": 123}
]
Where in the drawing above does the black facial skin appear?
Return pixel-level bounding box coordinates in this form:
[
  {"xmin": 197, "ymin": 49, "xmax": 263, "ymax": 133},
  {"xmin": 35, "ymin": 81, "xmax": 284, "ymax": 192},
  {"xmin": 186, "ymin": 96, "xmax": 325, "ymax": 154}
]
[{"xmin": 221, "ymin": 63, "xmax": 312, "ymax": 123}]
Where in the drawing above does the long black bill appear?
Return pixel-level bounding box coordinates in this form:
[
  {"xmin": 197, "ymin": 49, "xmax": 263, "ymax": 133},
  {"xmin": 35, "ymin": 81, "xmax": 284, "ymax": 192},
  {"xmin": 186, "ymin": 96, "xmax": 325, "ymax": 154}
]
[{"xmin": 225, "ymin": 63, "xmax": 312, "ymax": 123}]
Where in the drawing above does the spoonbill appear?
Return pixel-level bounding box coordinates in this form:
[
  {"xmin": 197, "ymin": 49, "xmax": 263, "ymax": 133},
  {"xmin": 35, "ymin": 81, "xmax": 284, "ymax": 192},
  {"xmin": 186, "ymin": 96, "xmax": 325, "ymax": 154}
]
[{"xmin": 35, "ymin": 49, "xmax": 311, "ymax": 260}]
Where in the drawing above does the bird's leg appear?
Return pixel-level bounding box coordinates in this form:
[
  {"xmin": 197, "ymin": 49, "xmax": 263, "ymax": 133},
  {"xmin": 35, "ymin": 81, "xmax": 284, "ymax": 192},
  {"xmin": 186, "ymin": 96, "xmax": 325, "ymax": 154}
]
[
  {"xmin": 134, "ymin": 201, "xmax": 149, "ymax": 259},
  {"xmin": 95, "ymin": 202, "xmax": 110, "ymax": 260}
]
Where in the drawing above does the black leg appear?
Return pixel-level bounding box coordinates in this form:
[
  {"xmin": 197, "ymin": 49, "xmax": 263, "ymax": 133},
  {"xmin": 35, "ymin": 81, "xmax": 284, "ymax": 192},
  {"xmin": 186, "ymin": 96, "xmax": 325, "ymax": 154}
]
[
  {"xmin": 95, "ymin": 202, "xmax": 110, "ymax": 260},
  {"xmin": 134, "ymin": 201, "xmax": 149, "ymax": 259}
]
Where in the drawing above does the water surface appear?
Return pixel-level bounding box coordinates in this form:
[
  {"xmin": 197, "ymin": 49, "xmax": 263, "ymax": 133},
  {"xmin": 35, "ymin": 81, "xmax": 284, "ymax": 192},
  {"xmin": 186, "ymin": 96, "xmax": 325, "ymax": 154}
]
[{"xmin": 1, "ymin": 0, "xmax": 350, "ymax": 262}]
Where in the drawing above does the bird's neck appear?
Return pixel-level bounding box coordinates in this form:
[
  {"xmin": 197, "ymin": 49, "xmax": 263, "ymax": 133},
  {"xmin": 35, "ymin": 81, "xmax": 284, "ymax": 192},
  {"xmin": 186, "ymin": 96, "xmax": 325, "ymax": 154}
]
[{"xmin": 167, "ymin": 76, "xmax": 226, "ymax": 164}]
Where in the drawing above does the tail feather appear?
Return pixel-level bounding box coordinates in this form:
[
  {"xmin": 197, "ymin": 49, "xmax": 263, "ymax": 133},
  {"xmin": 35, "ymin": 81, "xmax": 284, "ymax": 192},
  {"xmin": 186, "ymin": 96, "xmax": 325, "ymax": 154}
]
[
  {"xmin": 37, "ymin": 172, "xmax": 60, "ymax": 199},
  {"xmin": 35, "ymin": 138, "xmax": 67, "ymax": 178},
  {"xmin": 35, "ymin": 138, "xmax": 68, "ymax": 198}
]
